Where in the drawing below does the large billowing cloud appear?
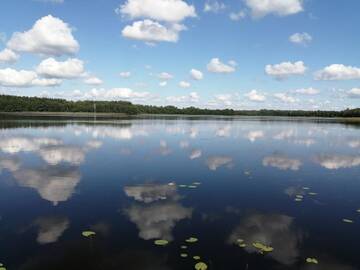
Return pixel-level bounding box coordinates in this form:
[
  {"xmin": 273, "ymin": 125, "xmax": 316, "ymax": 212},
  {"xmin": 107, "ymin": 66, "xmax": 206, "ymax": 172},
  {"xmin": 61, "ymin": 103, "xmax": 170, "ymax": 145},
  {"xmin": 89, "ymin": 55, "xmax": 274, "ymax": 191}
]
[
  {"xmin": 315, "ymin": 64, "xmax": 360, "ymax": 80},
  {"xmin": 265, "ymin": 61, "xmax": 306, "ymax": 79},
  {"xmin": 117, "ymin": 0, "xmax": 196, "ymax": 22},
  {"xmin": 33, "ymin": 216, "xmax": 69, "ymax": 244},
  {"xmin": 245, "ymin": 0, "xmax": 303, "ymax": 18},
  {"xmin": 348, "ymin": 88, "xmax": 360, "ymax": 98},
  {"xmin": 314, "ymin": 154, "xmax": 360, "ymax": 170},
  {"xmin": 0, "ymin": 68, "xmax": 62, "ymax": 87},
  {"xmin": 36, "ymin": 57, "xmax": 85, "ymax": 79},
  {"xmin": 263, "ymin": 154, "xmax": 302, "ymax": 171},
  {"xmin": 122, "ymin": 20, "xmax": 186, "ymax": 42},
  {"xmin": 207, "ymin": 58, "xmax": 236, "ymax": 73},
  {"xmin": 7, "ymin": 15, "xmax": 79, "ymax": 56},
  {"xmin": 228, "ymin": 213, "xmax": 303, "ymax": 265}
]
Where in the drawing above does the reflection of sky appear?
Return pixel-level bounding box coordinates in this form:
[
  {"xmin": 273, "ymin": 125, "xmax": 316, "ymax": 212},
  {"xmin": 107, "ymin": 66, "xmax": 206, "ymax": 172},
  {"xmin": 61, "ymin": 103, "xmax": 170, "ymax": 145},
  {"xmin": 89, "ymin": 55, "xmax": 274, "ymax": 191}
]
[{"xmin": 0, "ymin": 118, "xmax": 360, "ymax": 269}]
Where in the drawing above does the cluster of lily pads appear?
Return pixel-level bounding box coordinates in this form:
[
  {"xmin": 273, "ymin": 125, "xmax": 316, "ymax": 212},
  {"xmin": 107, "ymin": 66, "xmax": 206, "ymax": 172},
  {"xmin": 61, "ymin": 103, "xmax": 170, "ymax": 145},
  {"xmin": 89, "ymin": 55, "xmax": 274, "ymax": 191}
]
[
  {"xmin": 154, "ymin": 236, "xmax": 208, "ymax": 269},
  {"xmin": 177, "ymin": 181, "xmax": 202, "ymax": 189},
  {"xmin": 0, "ymin": 263, "xmax": 6, "ymax": 270},
  {"xmin": 293, "ymin": 187, "xmax": 318, "ymax": 202}
]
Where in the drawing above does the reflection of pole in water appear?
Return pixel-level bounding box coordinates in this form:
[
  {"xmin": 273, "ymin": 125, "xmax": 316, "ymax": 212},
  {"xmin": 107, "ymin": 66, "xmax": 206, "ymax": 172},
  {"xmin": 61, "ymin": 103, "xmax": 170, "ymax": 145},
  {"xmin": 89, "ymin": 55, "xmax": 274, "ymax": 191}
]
[{"xmin": 93, "ymin": 102, "xmax": 97, "ymax": 121}]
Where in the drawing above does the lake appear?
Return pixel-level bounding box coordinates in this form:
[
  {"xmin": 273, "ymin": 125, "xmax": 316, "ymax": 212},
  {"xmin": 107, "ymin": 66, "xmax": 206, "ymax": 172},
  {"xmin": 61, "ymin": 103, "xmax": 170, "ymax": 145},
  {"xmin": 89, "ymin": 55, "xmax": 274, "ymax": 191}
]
[{"xmin": 0, "ymin": 116, "xmax": 359, "ymax": 270}]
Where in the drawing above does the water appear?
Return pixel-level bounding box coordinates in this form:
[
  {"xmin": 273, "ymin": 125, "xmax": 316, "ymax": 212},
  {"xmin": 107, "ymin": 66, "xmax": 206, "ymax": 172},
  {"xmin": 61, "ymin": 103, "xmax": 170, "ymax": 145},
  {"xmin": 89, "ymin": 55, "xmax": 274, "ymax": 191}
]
[{"xmin": 0, "ymin": 117, "xmax": 359, "ymax": 270}]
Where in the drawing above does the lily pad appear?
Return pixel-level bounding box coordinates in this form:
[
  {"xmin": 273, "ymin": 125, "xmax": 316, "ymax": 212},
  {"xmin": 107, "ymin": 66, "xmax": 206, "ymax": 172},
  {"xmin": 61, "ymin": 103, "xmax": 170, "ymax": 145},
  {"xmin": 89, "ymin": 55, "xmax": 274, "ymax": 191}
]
[
  {"xmin": 82, "ymin": 231, "xmax": 96, "ymax": 237},
  {"xmin": 308, "ymin": 192, "xmax": 318, "ymax": 196},
  {"xmin": 195, "ymin": 262, "xmax": 208, "ymax": 270},
  {"xmin": 0, "ymin": 267, "xmax": 6, "ymax": 270},
  {"xmin": 193, "ymin": 256, "xmax": 201, "ymax": 260},
  {"xmin": 181, "ymin": 245, "xmax": 188, "ymax": 249},
  {"xmin": 239, "ymin": 243, "xmax": 247, "ymax": 248},
  {"xmin": 294, "ymin": 198, "xmax": 302, "ymax": 202},
  {"xmin": 252, "ymin": 242, "xmax": 274, "ymax": 252},
  {"xmin": 306, "ymin": 258, "xmax": 319, "ymax": 264},
  {"xmin": 356, "ymin": 209, "xmax": 360, "ymax": 213},
  {"xmin": 342, "ymin": 219, "xmax": 354, "ymax": 223},
  {"xmin": 237, "ymin": 239, "xmax": 244, "ymax": 243},
  {"xmin": 302, "ymin": 187, "xmax": 310, "ymax": 190},
  {"xmin": 188, "ymin": 185, "xmax": 197, "ymax": 188},
  {"xmin": 296, "ymin": 195, "xmax": 304, "ymax": 199},
  {"xmin": 179, "ymin": 184, "xmax": 187, "ymax": 188},
  {"xmin": 154, "ymin": 239, "xmax": 169, "ymax": 246},
  {"xmin": 186, "ymin": 237, "xmax": 198, "ymax": 243},
  {"xmin": 180, "ymin": 253, "xmax": 188, "ymax": 258},
  {"xmin": 193, "ymin": 182, "xmax": 201, "ymax": 185}
]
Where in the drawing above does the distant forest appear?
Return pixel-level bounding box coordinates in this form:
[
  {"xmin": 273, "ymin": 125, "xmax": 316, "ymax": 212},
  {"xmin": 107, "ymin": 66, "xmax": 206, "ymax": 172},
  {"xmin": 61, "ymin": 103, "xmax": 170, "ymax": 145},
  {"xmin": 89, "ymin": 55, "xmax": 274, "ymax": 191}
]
[{"xmin": 0, "ymin": 94, "xmax": 359, "ymax": 117}]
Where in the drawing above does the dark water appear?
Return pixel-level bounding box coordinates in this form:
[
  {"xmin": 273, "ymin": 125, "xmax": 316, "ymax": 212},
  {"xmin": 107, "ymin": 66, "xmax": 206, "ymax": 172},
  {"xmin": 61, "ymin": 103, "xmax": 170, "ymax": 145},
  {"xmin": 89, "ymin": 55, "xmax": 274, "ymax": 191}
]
[{"xmin": 0, "ymin": 117, "xmax": 359, "ymax": 270}]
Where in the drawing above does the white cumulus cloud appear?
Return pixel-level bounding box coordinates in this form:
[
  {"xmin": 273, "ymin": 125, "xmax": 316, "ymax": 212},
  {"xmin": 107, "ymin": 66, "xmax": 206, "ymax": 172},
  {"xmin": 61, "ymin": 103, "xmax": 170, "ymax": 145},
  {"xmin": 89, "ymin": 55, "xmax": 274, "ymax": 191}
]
[
  {"xmin": 315, "ymin": 64, "xmax": 360, "ymax": 80},
  {"xmin": 122, "ymin": 20, "xmax": 186, "ymax": 43},
  {"xmin": 190, "ymin": 68, "xmax": 203, "ymax": 80},
  {"xmin": 120, "ymin": 71, "xmax": 131, "ymax": 78},
  {"xmin": 204, "ymin": 1, "xmax": 226, "ymax": 13},
  {"xmin": 0, "ymin": 68, "xmax": 61, "ymax": 87},
  {"xmin": 245, "ymin": 0, "xmax": 303, "ymax": 18},
  {"xmin": 265, "ymin": 61, "xmax": 307, "ymax": 79},
  {"xmin": 117, "ymin": 0, "xmax": 196, "ymax": 22},
  {"xmin": 274, "ymin": 93, "xmax": 297, "ymax": 103},
  {"xmin": 83, "ymin": 76, "xmax": 103, "ymax": 85},
  {"xmin": 245, "ymin": 90, "xmax": 266, "ymax": 102},
  {"xmin": 289, "ymin": 32, "xmax": 312, "ymax": 45},
  {"xmin": 179, "ymin": 81, "xmax": 190, "ymax": 88},
  {"xmin": 207, "ymin": 58, "xmax": 236, "ymax": 73},
  {"xmin": 0, "ymin": 48, "xmax": 19, "ymax": 63},
  {"xmin": 36, "ymin": 57, "xmax": 85, "ymax": 79},
  {"xmin": 7, "ymin": 15, "xmax": 79, "ymax": 56},
  {"xmin": 348, "ymin": 88, "xmax": 360, "ymax": 98}
]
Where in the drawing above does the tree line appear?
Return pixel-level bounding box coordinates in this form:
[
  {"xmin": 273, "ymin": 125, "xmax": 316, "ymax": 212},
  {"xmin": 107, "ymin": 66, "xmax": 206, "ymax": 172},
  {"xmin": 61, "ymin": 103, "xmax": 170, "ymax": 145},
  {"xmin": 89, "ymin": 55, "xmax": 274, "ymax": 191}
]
[{"xmin": 0, "ymin": 94, "xmax": 359, "ymax": 117}]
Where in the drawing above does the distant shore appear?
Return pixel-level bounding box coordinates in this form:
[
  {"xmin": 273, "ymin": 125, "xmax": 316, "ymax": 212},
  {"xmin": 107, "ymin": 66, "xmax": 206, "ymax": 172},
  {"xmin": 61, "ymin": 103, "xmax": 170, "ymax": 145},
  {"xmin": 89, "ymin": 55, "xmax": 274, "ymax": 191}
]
[{"xmin": 1, "ymin": 111, "xmax": 360, "ymax": 123}]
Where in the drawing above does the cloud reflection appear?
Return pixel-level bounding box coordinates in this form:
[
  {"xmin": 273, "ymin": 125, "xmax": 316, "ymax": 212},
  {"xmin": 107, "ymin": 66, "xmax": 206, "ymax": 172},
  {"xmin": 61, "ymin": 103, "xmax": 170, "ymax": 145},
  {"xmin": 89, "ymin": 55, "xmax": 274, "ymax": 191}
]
[
  {"xmin": 33, "ymin": 216, "xmax": 69, "ymax": 244},
  {"xmin": 206, "ymin": 156, "xmax": 233, "ymax": 171},
  {"xmin": 228, "ymin": 213, "xmax": 302, "ymax": 265},
  {"xmin": 263, "ymin": 154, "xmax": 302, "ymax": 171},
  {"xmin": 315, "ymin": 154, "xmax": 360, "ymax": 169}
]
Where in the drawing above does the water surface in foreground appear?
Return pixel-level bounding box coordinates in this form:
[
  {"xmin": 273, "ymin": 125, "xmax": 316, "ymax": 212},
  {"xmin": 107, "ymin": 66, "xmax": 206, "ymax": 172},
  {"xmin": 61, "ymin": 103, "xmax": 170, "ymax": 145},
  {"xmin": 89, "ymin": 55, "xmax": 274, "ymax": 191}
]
[{"xmin": 0, "ymin": 117, "xmax": 359, "ymax": 270}]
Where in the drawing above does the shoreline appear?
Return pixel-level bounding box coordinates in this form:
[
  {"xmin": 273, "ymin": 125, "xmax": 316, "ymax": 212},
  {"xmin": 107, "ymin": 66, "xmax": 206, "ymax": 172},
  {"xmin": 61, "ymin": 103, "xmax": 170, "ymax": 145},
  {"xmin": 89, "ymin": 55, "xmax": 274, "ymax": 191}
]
[{"xmin": 1, "ymin": 111, "xmax": 360, "ymax": 122}]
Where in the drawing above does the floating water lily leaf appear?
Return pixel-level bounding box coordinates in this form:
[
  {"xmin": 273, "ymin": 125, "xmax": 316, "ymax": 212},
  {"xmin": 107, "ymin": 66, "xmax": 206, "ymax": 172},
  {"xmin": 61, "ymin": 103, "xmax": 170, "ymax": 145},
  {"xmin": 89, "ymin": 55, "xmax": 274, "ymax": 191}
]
[
  {"xmin": 239, "ymin": 243, "xmax": 247, "ymax": 248},
  {"xmin": 154, "ymin": 239, "xmax": 169, "ymax": 246},
  {"xmin": 82, "ymin": 231, "xmax": 96, "ymax": 237},
  {"xmin": 168, "ymin": 182, "xmax": 175, "ymax": 186},
  {"xmin": 179, "ymin": 184, "xmax": 187, "ymax": 188},
  {"xmin": 193, "ymin": 256, "xmax": 201, "ymax": 260},
  {"xmin": 342, "ymin": 219, "xmax": 354, "ymax": 223},
  {"xmin": 188, "ymin": 185, "xmax": 197, "ymax": 189},
  {"xmin": 186, "ymin": 237, "xmax": 198, "ymax": 243},
  {"xmin": 193, "ymin": 182, "xmax": 201, "ymax": 185},
  {"xmin": 294, "ymin": 198, "xmax": 302, "ymax": 202},
  {"xmin": 296, "ymin": 195, "xmax": 304, "ymax": 199},
  {"xmin": 303, "ymin": 187, "xmax": 310, "ymax": 190},
  {"xmin": 252, "ymin": 242, "xmax": 274, "ymax": 252},
  {"xmin": 195, "ymin": 262, "xmax": 208, "ymax": 270},
  {"xmin": 244, "ymin": 171, "xmax": 251, "ymax": 175},
  {"xmin": 308, "ymin": 192, "xmax": 317, "ymax": 196},
  {"xmin": 237, "ymin": 239, "xmax": 244, "ymax": 243},
  {"xmin": 306, "ymin": 258, "xmax": 319, "ymax": 264},
  {"xmin": 180, "ymin": 253, "xmax": 188, "ymax": 258},
  {"xmin": 356, "ymin": 209, "xmax": 360, "ymax": 213},
  {"xmin": 181, "ymin": 245, "xmax": 188, "ymax": 249},
  {"xmin": 0, "ymin": 267, "xmax": 6, "ymax": 270}
]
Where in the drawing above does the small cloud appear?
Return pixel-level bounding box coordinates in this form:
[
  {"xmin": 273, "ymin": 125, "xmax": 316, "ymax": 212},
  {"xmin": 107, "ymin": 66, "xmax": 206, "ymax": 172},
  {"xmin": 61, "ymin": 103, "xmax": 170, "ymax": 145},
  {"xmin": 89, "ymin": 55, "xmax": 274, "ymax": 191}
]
[
  {"xmin": 289, "ymin": 32, "xmax": 312, "ymax": 46},
  {"xmin": 207, "ymin": 58, "xmax": 236, "ymax": 73}
]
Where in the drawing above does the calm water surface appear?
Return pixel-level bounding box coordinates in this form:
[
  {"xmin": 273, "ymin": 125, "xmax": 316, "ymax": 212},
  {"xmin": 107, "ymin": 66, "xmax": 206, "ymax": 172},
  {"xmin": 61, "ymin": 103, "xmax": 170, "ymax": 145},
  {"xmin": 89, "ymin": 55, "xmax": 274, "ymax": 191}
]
[{"xmin": 0, "ymin": 117, "xmax": 359, "ymax": 270}]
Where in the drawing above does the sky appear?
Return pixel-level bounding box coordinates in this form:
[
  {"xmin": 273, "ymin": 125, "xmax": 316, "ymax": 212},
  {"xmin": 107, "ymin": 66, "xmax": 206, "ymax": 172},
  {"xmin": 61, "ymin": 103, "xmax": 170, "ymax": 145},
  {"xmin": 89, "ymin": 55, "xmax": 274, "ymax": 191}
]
[{"xmin": 0, "ymin": 0, "xmax": 359, "ymax": 110}]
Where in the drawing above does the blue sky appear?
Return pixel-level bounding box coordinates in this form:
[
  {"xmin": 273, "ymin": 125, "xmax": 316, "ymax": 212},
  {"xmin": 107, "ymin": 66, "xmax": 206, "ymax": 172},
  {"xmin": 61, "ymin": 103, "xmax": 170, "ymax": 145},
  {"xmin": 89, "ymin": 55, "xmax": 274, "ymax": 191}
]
[{"xmin": 0, "ymin": 0, "xmax": 359, "ymax": 110}]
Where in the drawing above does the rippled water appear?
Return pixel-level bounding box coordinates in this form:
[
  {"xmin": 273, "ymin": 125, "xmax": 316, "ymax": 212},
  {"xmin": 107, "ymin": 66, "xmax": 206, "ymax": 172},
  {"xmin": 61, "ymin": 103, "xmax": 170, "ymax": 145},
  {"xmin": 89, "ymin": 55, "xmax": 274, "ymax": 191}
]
[{"xmin": 0, "ymin": 117, "xmax": 359, "ymax": 270}]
